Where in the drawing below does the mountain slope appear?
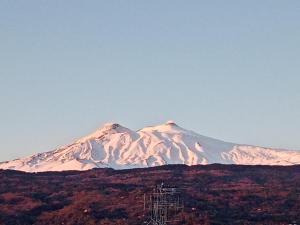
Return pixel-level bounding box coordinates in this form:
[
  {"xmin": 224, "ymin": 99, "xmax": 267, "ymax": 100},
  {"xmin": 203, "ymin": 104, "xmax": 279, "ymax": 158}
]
[{"xmin": 1, "ymin": 121, "xmax": 300, "ymax": 172}]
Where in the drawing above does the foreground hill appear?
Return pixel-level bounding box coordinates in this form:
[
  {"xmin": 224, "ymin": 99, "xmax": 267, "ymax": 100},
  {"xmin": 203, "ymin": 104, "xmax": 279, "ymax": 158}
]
[
  {"xmin": 0, "ymin": 164, "xmax": 300, "ymax": 225},
  {"xmin": 1, "ymin": 121, "xmax": 300, "ymax": 172}
]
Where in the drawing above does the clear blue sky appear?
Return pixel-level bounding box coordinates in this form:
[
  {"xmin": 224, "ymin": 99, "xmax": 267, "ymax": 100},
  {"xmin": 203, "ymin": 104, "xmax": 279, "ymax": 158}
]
[{"xmin": 1, "ymin": 1, "xmax": 300, "ymax": 161}]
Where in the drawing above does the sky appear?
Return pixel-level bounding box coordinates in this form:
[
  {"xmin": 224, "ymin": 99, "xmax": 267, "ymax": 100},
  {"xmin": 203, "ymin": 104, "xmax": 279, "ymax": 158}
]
[{"xmin": 0, "ymin": 1, "xmax": 300, "ymax": 161}]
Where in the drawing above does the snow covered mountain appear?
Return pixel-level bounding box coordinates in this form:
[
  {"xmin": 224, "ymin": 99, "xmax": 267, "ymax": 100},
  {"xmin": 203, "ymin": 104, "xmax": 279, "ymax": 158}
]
[{"xmin": 1, "ymin": 121, "xmax": 300, "ymax": 172}]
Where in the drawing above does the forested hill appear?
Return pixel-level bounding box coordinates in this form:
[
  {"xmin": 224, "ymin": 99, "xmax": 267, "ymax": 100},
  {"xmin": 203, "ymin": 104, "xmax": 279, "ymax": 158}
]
[{"xmin": 1, "ymin": 164, "xmax": 300, "ymax": 225}]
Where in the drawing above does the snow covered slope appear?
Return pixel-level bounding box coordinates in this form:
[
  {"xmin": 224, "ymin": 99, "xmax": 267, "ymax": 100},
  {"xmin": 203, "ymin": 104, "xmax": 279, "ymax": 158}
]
[{"xmin": 1, "ymin": 121, "xmax": 300, "ymax": 172}]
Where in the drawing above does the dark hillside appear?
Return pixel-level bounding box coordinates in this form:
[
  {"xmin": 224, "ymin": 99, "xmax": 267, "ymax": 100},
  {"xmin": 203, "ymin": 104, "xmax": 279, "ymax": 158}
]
[{"xmin": 0, "ymin": 164, "xmax": 300, "ymax": 225}]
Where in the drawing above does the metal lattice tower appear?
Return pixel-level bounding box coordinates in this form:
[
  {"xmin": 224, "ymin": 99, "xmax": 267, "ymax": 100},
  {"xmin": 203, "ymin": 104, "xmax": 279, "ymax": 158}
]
[{"xmin": 143, "ymin": 183, "xmax": 184, "ymax": 225}]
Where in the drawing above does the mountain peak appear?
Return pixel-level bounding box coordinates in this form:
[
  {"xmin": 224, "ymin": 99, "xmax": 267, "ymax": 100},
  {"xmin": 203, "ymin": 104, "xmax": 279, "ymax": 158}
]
[
  {"xmin": 165, "ymin": 120, "xmax": 177, "ymax": 126},
  {"xmin": 101, "ymin": 122, "xmax": 122, "ymax": 131},
  {"xmin": 76, "ymin": 122, "xmax": 129, "ymax": 143},
  {"xmin": 1, "ymin": 121, "xmax": 300, "ymax": 172},
  {"xmin": 140, "ymin": 121, "xmax": 187, "ymax": 134}
]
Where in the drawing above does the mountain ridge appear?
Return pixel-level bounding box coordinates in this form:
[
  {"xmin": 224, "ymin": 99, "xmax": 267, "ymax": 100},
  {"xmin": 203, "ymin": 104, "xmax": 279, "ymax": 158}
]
[{"xmin": 1, "ymin": 121, "xmax": 300, "ymax": 172}]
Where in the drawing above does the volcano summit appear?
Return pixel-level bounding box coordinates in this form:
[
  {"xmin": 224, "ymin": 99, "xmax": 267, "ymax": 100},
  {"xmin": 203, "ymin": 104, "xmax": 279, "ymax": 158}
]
[{"xmin": 1, "ymin": 121, "xmax": 300, "ymax": 172}]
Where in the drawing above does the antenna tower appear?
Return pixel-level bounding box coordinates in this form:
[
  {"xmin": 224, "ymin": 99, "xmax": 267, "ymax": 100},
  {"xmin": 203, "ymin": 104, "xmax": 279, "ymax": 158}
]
[{"xmin": 143, "ymin": 183, "xmax": 184, "ymax": 225}]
